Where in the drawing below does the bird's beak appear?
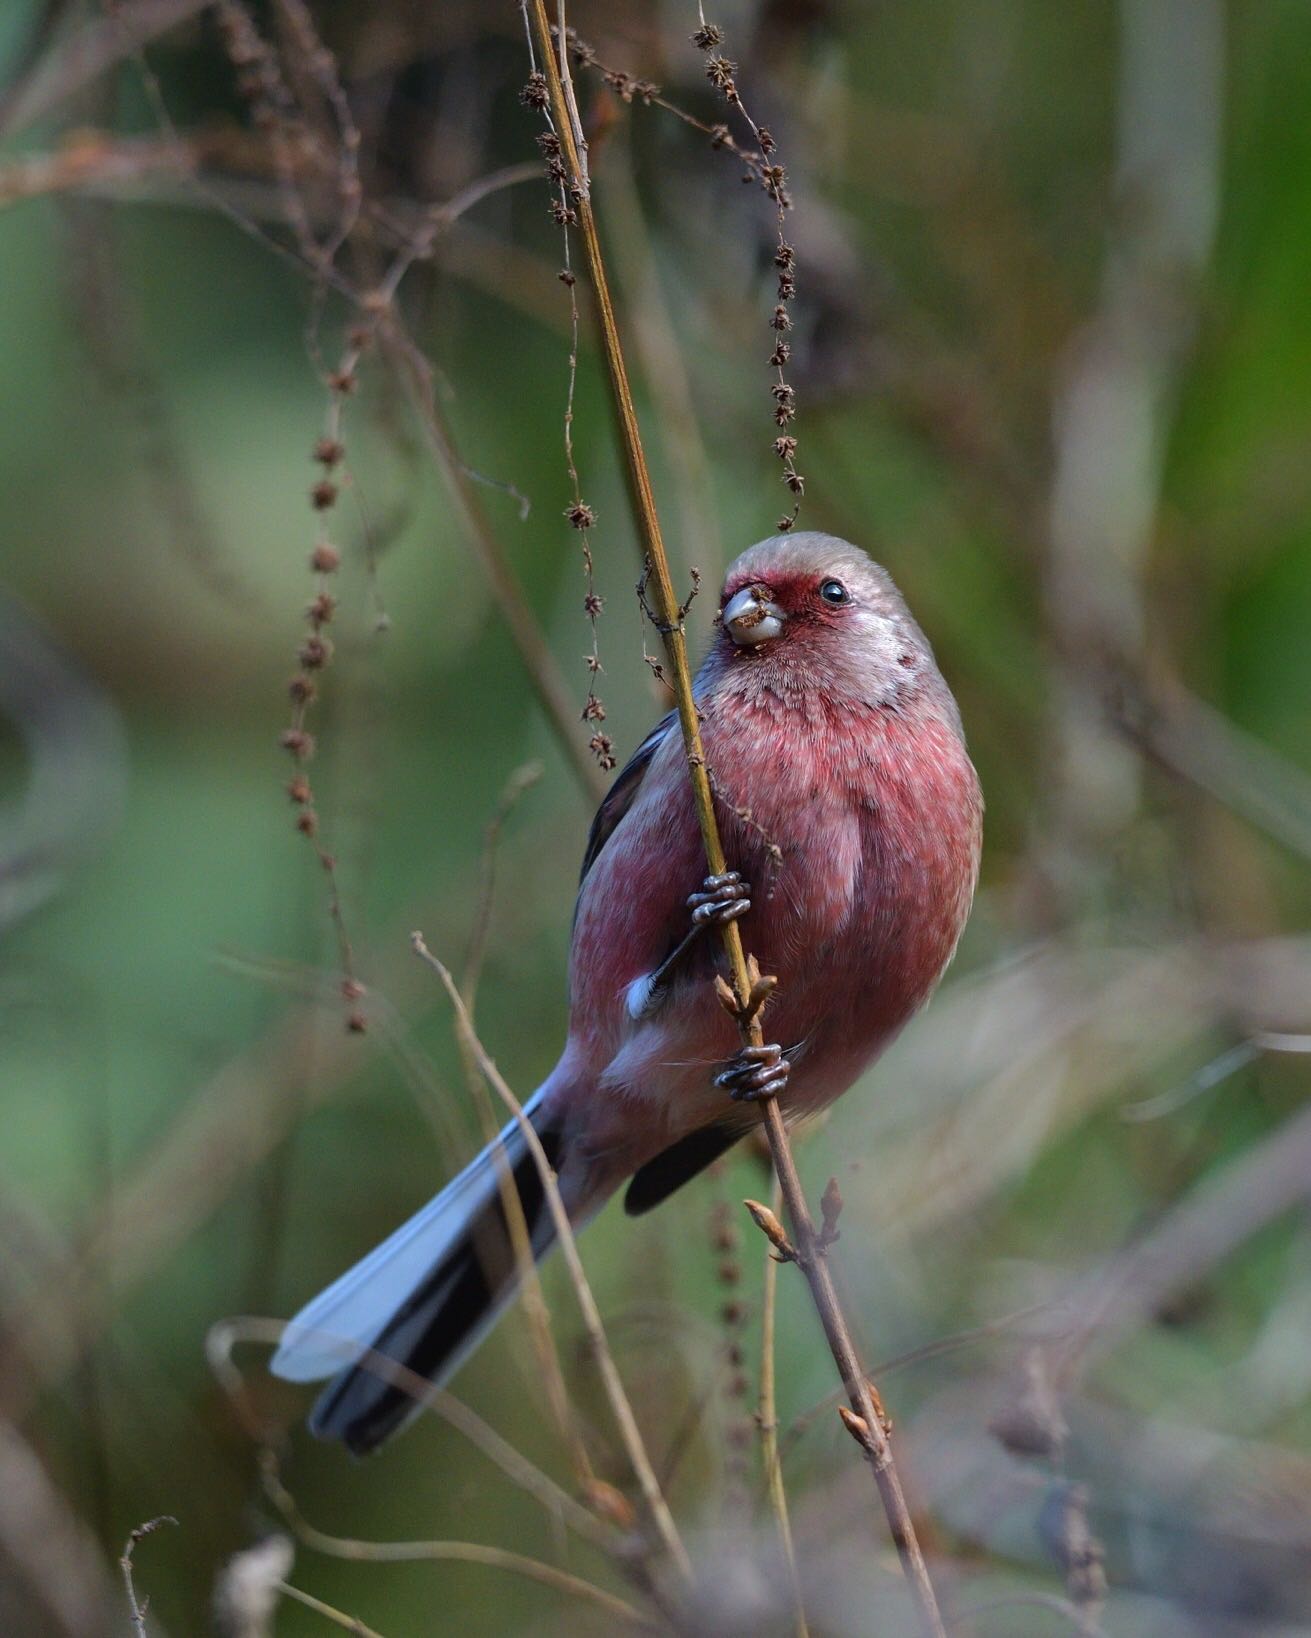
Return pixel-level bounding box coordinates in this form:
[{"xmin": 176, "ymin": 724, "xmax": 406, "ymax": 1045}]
[{"xmin": 722, "ymin": 584, "xmax": 785, "ymax": 647}]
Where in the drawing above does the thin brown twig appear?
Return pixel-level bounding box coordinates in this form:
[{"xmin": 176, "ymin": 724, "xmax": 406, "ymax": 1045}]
[
  {"xmin": 121, "ymin": 1515, "xmax": 177, "ymax": 1638},
  {"xmin": 524, "ymin": 4, "xmax": 946, "ymax": 1630},
  {"xmin": 410, "ymin": 932, "xmax": 694, "ymax": 1585}
]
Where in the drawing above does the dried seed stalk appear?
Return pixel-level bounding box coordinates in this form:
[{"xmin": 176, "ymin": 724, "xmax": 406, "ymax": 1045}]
[{"xmin": 523, "ymin": 4, "xmax": 945, "ymax": 1631}]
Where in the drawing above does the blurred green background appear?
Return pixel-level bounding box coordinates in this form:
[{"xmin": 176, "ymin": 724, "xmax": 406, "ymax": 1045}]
[{"xmin": 2, "ymin": 1, "xmax": 1311, "ymax": 1633}]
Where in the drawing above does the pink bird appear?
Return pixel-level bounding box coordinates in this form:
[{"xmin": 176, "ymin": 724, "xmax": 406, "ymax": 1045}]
[{"xmin": 273, "ymin": 531, "xmax": 983, "ymax": 1452}]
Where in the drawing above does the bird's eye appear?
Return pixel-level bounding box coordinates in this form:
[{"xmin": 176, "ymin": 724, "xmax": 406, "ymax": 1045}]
[{"xmin": 819, "ymin": 578, "xmax": 849, "ymax": 605}]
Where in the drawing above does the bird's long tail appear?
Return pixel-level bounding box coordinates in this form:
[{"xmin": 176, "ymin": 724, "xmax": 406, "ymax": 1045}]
[{"xmin": 271, "ymin": 1090, "xmax": 564, "ymax": 1455}]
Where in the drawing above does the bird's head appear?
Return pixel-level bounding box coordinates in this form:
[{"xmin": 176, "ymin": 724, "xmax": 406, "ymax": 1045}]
[{"xmin": 713, "ymin": 532, "xmax": 941, "ymax": 710}]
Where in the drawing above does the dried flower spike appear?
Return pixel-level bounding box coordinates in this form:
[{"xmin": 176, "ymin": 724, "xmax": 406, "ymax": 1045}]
[
  {"xmin": 519, "ymin": 71, "xmax": 549, "ymax": 111},
  {"xmin": 299, "ymin": 635, "xmax": 332, "ymax": 669}
]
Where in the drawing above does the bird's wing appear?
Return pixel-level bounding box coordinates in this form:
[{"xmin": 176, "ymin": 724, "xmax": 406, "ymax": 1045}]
[
  {"xmin": 623, "ymin": 1120, "xmax": 743, "ymax": 1214},
  {"xmin": 578, "ymin": 709, "xmax": 676, "ymax": 886}
]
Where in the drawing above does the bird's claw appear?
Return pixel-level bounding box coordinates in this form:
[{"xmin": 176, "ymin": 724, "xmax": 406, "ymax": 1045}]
[
  {"xmin": 715, "ymin": 1042, "xmax": 790, "ymax": 1103},
  {"xmin": 688, "ymin": 871, "xmax": 751, "ymax": 928},
  {"xmin": 640, "ymin": 874, "xmax": 752, "ymax": 1015}
]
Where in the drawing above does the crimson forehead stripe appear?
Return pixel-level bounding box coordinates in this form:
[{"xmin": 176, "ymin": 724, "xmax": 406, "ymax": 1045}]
[{"xmin": 720, "ymin": 571, "xmax": 820, "ymax": 603}]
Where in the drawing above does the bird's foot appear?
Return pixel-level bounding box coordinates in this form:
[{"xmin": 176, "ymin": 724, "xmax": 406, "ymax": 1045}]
[
  {"xmin": 715, "ymin": 1042, "xmax": 790, "ymax": 1103},
  {"xmin": 687, "ymin": 871, "xmax": 750, "ymax": 929}
]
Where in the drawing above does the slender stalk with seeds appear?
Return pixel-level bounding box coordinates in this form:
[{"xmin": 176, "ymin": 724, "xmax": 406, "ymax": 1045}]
[{"xmin": 524, "ymin": 5, "xmax": 947, "ymax": 1631}]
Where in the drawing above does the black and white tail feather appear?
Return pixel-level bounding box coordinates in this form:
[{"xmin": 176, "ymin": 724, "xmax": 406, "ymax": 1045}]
[{"xmin": 272, "ymin": 1091, "xmax": 562, "ymax": 1455}]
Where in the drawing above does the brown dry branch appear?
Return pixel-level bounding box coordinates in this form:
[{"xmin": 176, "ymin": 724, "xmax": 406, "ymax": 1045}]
[
  {"xmin": 113, "ymin": 2, "xmax": 362, "ymax": 1038},
  {"xmin": 279, "ymin": 426, "xmax": 363, "ymax": 1032},
  {"xmin": 410, "ymin": 932, "xmax": 694, "ymax": 1585},
  {"xmin": 121, "ymin": 1515, "xmax": 178, "ymax": 1638},
  {"xmin": 524, "ymin": 3, "xmax": 946, "ymax": 1630},
  {"xmin": 261, "ymin": 1455, "xmax": 656, "ymax": 1629},
  {"xmin": 0, "ymin": 129, "xmax": 540, "ymax": 263}
]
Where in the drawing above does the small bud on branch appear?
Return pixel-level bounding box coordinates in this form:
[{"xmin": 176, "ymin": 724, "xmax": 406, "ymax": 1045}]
[{"xmin": 744, "ymin": 1198, "xmax": 798, "ymax": 1262}]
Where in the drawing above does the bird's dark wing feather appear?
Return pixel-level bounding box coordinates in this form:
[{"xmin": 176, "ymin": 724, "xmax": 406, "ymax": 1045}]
[
  {"xmin": 578, "ymin": 710, "xmax": 676, "ymax": 886},
  {"xmin": 623, "ymin": 1121, "xmax": 744, "ymax": 1215}
]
